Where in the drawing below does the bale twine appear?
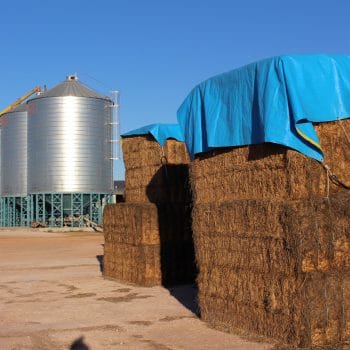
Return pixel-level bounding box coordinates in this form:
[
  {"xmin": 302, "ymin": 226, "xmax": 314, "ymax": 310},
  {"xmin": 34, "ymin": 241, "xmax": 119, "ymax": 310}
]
[{"xmin": 190, "ymin": 119, "xmax": 350, "ymax": 347}]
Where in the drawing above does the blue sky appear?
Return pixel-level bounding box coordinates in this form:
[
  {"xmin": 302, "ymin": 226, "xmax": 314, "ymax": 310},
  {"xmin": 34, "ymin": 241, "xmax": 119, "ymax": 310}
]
[{"xmin": 1, "ymin": 0, "xmax": 349, "ymax": 179}]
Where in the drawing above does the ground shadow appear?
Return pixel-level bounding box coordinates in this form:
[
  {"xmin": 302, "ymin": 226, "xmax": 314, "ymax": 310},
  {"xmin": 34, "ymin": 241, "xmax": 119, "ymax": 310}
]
[
  {"xmin": 168, "ymin": 284, "xmax": 200, "ymax": 316},
  {"xmin": 70, "ymin": 336, "xmax": 89, "ymax": 350}
]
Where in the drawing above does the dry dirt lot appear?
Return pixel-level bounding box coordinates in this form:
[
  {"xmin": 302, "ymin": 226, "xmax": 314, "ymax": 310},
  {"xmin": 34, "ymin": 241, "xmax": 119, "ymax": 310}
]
[{"xmin": 0, "ymin": 228, "xmax": 273, "ymax": 350}]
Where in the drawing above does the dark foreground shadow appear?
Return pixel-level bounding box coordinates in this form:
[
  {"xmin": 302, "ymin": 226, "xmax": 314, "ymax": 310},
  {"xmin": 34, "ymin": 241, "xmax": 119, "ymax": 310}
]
[
  {"xmin": 70, "ymin": 336, "xmax": 89, "ymax": 350},
  {"xmin": 96, "ymin": 254, "xmax": 104, "ymax": 273},
  {"xmin": 167, "ymin": 283, "xmax": 200, "ymax": 317}
]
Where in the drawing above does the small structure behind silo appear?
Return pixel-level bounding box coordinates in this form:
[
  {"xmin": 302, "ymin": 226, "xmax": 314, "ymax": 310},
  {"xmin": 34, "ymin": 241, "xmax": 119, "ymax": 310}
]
[
  {"xmin": 27, "ymin": 75, "xmax": 113, "ymax": 227},
  {"xmin": 103, "ymin": 124, "xmax": 196, "ymax": 287}
]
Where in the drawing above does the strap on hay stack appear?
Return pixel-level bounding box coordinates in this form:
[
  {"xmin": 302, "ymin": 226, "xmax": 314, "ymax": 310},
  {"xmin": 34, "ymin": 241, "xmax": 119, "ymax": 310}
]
[
  {"xmin": 320, "ymin": 119, "xmax": 350, "ymax": 196},
  {"xmin": 322, "ymin": 163, "xmax": 350, "ymax": 193}
]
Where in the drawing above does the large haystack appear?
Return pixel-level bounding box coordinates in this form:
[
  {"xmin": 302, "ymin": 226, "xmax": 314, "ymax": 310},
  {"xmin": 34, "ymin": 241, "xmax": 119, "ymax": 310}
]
[
  {"xmin": 103, "ymin": 135, "xmax": 196, "ymax": 287},
  {"xmin": 190, "ymin": 120, "xmax": 350, "ymax": 347}
]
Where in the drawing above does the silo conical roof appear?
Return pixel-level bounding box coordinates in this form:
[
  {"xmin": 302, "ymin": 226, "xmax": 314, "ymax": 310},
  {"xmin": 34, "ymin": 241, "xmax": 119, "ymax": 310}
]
[{"xmin": 29, "ymin": 75, "xmax": 110, "ymax": 101}]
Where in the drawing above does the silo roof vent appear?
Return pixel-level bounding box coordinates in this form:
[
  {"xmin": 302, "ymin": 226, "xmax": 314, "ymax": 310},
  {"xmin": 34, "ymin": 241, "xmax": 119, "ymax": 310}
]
[{"xmin": 66, "ymin": 74, "xmax": 78, "ymax": 81}]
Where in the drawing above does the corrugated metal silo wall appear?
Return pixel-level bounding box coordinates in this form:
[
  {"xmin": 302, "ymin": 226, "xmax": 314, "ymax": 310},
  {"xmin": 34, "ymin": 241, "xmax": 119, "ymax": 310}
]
[
  {"xmin": 27, "ymin": 96, "xmax": 112, "ymax": 193},
  {"xmin": 1, "ymin": 110, "xmax": 28, "ymax": 196}
]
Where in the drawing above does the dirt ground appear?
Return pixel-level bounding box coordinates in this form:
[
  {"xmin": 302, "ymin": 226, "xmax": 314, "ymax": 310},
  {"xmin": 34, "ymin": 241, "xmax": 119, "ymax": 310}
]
[{"xmin": 0, "ymin": 228, "xmax": 273, "ymax": 350}]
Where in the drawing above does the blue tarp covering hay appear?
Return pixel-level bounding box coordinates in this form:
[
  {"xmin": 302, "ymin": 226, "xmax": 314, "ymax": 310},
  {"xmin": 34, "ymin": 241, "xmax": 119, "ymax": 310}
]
[{"xmin": 178, "ymin": 54, "xmax": 350, "ymax": 160}]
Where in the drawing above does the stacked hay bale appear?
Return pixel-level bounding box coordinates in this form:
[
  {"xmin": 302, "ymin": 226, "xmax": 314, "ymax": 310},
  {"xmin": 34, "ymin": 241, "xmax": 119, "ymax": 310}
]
[
  {"xmin": 190, "ymin": 120, "xmax": 350, "ymax": 347},
  {"xmin": 122, "ymin": 135, "xmax": 191, "ymax": 203},
  {"xmin": 104, "ymin": 134, "xmax": 196, "ymax": 286}
]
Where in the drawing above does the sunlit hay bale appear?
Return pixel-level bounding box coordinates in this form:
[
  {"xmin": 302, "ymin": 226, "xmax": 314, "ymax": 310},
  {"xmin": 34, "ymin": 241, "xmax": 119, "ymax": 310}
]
[
  {"xmin": 190, "ymin": 120, "xmax": 350, "ymax": 204},
  {"xmin": 192, "ymin": 193, "xmax": 350, "ymax": 347}
]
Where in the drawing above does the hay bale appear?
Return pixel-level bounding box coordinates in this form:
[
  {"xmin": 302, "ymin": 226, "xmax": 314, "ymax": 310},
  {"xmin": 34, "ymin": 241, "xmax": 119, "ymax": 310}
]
[
  {"xmin": 199, "ymin": 273, "xmax": 349, "ymax": 346},
  {"xmin": 122, "ymin": 135, "xmax": 190, "ymax": 167},
  {"xmin": 191, "ymin": 192, "xmax": 350, "ymax": 347},
  {"xmin": 104, "ymin": 203, "xmax": 161, "ymax": 245},
  {"xmin": 103, "ymin": 202, "xmax": 196, "ymax": 286},
  {"xmin": 190, "ymin": 120, "xmax": 350, "ymax": 204},
  {"xmin": 103, "ymin": 241, "xmax": 162, "ymax": 286},
  {"xmin": 125, "ymin": 164, "xmax": 191, "ymax": 203},
  {"xmin": 193, "ymin": 194, "xmax": 350, "ymax": 274},
  {"xmin": 122, "ymin": 136, "xmax": 190, "ymax": 203},
  {"xmin": 104, "ymin": 203, "xmax": 193, "ymax": 245}
]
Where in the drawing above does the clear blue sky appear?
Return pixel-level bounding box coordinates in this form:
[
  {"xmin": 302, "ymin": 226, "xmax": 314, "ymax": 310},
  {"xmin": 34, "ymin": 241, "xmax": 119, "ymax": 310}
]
[{"xmin": 1, "ymin": 0, "xmax": 349, "ymax": 179}]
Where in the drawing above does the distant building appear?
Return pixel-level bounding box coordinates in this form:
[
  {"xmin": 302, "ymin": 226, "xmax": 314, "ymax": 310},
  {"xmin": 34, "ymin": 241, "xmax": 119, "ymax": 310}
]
[{"xmin": 113, "ymin": 181, "xmax": 125, "ymax": 196}]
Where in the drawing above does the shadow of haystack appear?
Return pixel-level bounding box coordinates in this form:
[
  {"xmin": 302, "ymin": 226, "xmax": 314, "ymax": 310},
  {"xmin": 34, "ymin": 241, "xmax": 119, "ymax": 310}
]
[{"xmin": 146, "ymin": 164, "xmax": 197, "ymax": 287}]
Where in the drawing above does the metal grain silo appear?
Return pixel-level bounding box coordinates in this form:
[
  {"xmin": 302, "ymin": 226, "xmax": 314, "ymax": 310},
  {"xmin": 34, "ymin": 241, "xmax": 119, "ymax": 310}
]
[
  {"xmin": 1, "ymin": 103, "xmax": 28, "ymax": 197},
  {"xmin": 27, "ymin": 75, "xmax": 113, "ymax": 194}
]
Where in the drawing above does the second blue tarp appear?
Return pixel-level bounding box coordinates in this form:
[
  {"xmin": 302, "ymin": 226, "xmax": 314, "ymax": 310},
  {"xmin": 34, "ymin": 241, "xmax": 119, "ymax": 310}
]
[{"xmin": 122, "ymin": 123, "xmax": 184, "ymax": 146}]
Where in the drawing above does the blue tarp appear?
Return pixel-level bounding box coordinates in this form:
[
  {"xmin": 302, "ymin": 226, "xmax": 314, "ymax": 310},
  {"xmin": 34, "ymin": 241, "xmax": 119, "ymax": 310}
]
[
  {"xmin": 177, "ymin": 54, "xmax": 350, "ymax": 160},
  {"xmin": 122, "ymin": 123, "xmax": 184, "ymax": 146}
]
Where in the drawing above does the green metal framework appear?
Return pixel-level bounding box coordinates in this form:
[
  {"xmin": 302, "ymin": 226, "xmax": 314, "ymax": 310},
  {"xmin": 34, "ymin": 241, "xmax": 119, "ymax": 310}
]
[
  {"xmin": 0, "ymin": 192, "xmax": 111, "ymax": 227},
  {"xmin": 0, "ymin": 196, "xmax": 30, "ymax": 227}
]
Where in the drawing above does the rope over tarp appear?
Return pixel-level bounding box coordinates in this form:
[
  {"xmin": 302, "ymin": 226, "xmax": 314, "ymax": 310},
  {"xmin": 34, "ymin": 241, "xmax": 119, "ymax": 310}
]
[
  {"xmin": 122, "ymin": 123, "xmax": 185, "ymax": 146},
  {"xmin": 177, "ymin": 54, "xmax": 350, "ymax": 160}
]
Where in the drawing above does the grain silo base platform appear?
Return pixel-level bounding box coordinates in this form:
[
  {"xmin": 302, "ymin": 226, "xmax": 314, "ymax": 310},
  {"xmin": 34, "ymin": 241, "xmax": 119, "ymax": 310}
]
[
  {"xmin": 0, "ymin": 196, "xmax": 30, "ymax": 227},
  {"xmin": 29, "ymin": 193, "xmax": 110, "ymax": 228},
  {"xmin": 0, "ymin": 193, "xmax": 111, "ymax": 228}
]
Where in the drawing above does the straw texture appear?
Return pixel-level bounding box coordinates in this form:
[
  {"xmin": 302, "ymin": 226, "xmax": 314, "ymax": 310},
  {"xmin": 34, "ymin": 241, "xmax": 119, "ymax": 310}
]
[
  {"xmin": 123, "ymin": 136, "xmax": 191, "ymax": 203},
  {"xmin": 103, "ymin": 203, "xmax": 196, "ymax": 286},
  {"xmin": 190, "ymin": 119, "xmax": 350, "ymax": 347},
  {"xmin": 190, "ymin": 120, "xmax": 350, "ymax": 204}
]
